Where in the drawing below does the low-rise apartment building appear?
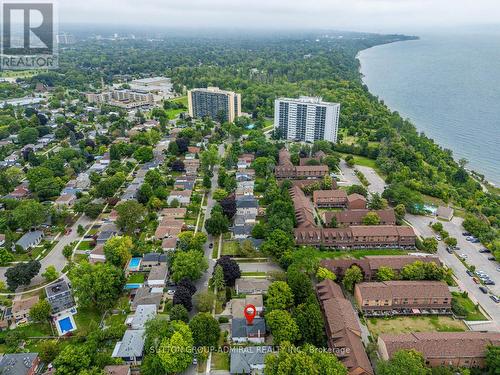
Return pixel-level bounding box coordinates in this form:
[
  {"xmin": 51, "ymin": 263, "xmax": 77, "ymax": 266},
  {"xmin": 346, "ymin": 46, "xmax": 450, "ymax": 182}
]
[
  {"xmin": 354, "ymin": 281, "xmax": 452, "ymax": 316},
  {"xmin": 323, "ymin": 209, "xmax": 396, "ymax": 227},
  {"xmin": 275, "ymin": 149, "xmax": 328, "ymax": 179}
]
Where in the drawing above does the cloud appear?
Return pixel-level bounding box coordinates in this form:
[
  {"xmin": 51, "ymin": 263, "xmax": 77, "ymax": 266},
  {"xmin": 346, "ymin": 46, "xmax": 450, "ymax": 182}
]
[{"xmin": 58, "ymin": 0, "xmax": 500, "ymax": 32}]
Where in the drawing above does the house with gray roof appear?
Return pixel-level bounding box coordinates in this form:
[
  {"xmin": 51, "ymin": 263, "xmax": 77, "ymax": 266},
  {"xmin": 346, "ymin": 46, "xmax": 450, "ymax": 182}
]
[
  {"xmin": 45, "ymin": 280, "xmax": 75, "ymax": 315},
  {"xmin": 112, "ymin": 329, "xmax": 145, "ymax": 364},
  {"xmin": 232, "ymin": 225, "xmax": 253, "ymax": 239},
  {"xmin": 230, "ymin": 346, "xmax": 272, "ymax": 374},
  {"xmin": 0, "ymin": 353, "xmax": 40, "ymax": 375},
  {"xmin": 231, "ymin": 318, "xmax": 266, "ymax": 344},
  {"xmin": 131, "ymin": 287, "xmax": 163, "ymax": 311},
  {"xmin": 15, "ymin": 230, "xmax": 43, "ymax": 251},
  {"xmin": 126, "ymin": 305, "xmax": 156, "ymax": 330}
]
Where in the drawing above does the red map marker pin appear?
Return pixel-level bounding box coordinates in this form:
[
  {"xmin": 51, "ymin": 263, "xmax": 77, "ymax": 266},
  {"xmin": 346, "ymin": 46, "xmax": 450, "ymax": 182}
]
[{"xmin": 244, "ymin": 304, "xmax": 256, "ymax": 325}]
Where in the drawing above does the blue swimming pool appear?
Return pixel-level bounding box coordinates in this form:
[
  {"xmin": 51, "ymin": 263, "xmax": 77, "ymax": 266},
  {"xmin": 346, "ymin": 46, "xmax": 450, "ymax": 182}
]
[
  {"xmin": 125, "ymin": 283, "xmax": 142, "ymax": 290},
  {"xmin": 58, "ymin": 317, "xmax": 74, "ymax": 333},
  {"xmin": 128, "ymin": 257, "xmax": 141, "ymax": 270}
]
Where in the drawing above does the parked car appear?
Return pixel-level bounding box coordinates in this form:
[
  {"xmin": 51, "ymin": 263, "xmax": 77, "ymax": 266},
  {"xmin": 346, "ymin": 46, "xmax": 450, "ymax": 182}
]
[
  {"xmin": 471, "ymin": 238, "xmax": 480, "ymax": 243},
  {"xmin": 466, "ymin": 236, "xmax": 474, "ymax": 241},
  {"xmin": 497, "ymin": 266, "xmax": 500, "ymax": 272},
  {"xmin": 479, "ymin": 248, "xmax": 491, "ymax": 253},
  {"xmin": 488, "ymin": 256, "xmax": 496, "ymax": 261},
  {"xmin": 479, "ymin": 286, "xmax": 488, "ymax": 294},
  {"xmin": 462, "ymin": 232, "xmax": 471, "ymax": 236},
  {"xmin": 209, "ymin": 243, "xmax": 213, "ymax": 248},
  {"xmin": 466, "ymin": 270, "xmax": 474, "ymax": 277},
  {"xmin": 446, "ymin": 247, "xmax": 453, "ymax": 254},
  {"xmin": 484, "ymin": 280, "xmax": 496, "ymax": 286},
  {"xmin": 473, "ymin": 277, "xmax": 480, "ymax": 284},
  {"xmin": 459, "ymin": 254, "xmax": 467, "ymax": 259},
  {"xmin": 490, "ymin": 295, "xmax": 500, "ymax": 303}
]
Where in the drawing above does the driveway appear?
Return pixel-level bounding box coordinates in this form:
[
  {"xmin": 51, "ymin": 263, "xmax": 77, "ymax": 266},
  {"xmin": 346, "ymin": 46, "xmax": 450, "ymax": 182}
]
[
  {"xmin": 406, "ymin": 214, "xmax": 500, "ymax": 330},
  {"xmin": 237, "ymin": 261, "xmax": 281, "ymax": 274},
  {"xmin": 355, "ymin": 165, "xmax": 385, "ymax": 195},
  {"xmin": 337, "ymin": 160, "xmax": 361, "ymax": 187}
]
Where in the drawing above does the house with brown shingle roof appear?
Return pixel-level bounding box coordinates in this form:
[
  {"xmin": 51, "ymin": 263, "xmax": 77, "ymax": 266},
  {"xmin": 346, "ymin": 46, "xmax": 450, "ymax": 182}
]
[
  {"xmin": 316, "ymin": 280, "xmax": 374, "ymax": 375},
  {"xmin": 347, "ymin": 193, "xmax": 367, "ymax": 209},
  {"xmin": 313, "ymin": 189, "xmax": 348, "ymax": 208},
  {"xmin": 275, "ymin": 149, "xmax": 328, "ymax": 179},
  {"xmin": 320, "ymin": 255, "xmax": 441, "ymax": 281},
  {"xmin": 12, "ymin": 296, "xmax": 39, "ymax": 322},
  {"xmin": 378, "ymin": 332, "xmax": 500, "ymax": 369},
  {"xmin": 323, "ymin": 209, "xmax": 396, "ymax": 227},
  {"xmin": 289, "ymin": 185, "xmax": 316, "ymax": 228},
  {"xmin": 354, "ymin": 281, "xmax": 452, "ymax": 316},
  {"xmin": 160, "ymin": 208, "xmax": 187, "ymax": 219}
]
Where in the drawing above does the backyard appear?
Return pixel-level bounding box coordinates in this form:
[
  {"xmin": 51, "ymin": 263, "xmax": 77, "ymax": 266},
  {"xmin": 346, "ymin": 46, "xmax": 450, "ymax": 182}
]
[
  {"xmin": 367, "ymin": 315, "xmax": 467, "ymax": 340},
  {"xmin": 452, "ymin": 292, "xmax": 487, "ymax": 321}
]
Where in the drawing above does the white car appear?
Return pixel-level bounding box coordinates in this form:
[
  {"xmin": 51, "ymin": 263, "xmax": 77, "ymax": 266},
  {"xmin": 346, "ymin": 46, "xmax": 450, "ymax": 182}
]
[
  {"xmin": 459, "ymin": 254, "xmax": 467, "ymax": 259},
  {"xmin": 167, "ymin": 290, "xmax": 175, "ymax": 295},
  {"xmin": 436, "ymin": 235, "xmax": 442, "ymax": 241}
]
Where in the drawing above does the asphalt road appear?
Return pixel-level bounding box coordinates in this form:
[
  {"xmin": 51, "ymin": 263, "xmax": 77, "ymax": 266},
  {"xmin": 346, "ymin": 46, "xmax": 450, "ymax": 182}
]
[{"xmin": 355, "ymin": 165, "xmax": 385, "ymax": 194}]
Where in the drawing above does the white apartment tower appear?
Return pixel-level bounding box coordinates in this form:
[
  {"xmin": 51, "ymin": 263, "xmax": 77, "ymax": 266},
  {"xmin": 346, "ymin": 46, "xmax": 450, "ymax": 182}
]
[{"xmin": 274, "ymin": 97, "xmax": 340, "ymax": 143}]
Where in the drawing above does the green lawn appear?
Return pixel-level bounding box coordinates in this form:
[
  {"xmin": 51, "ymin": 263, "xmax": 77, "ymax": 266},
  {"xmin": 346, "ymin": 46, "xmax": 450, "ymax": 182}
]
[
  {"xmin": 298, "ymin": 248, "xmax": 408, "ymax": 261},
  {"xmin": 127, "ymin": 273, "xmax": 145, "ymax": 284},
  {"xmin": 367, "ymin": 315, "xmax": 466, "ymax": 340},
  {"xmin": 74, "ymin": 308, "xmax": 103, "ymax": 331},
  {"xmin": 241, "ymin": 272, "xmax": 267, "ymax": 277},
  {"xmin": 211, "ymin": 352, "xmax": 230, "ymax": 371},
  {"xmin": 77, "ymin": 241, "xmax": 94, "ymax": 251},
  {"xmin": 452, "ymin": 292, "xmax": 487, "ymax": 321},
  {"xmin": 222, "ymin": 241, "xmax": 239, "ymax": 256}
]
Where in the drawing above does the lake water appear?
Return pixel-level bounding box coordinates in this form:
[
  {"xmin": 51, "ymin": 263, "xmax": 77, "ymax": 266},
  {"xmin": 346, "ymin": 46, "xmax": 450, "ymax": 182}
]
[{"xmin": 358, "ymin": 33, "xmax": 500, "ymax": 185}]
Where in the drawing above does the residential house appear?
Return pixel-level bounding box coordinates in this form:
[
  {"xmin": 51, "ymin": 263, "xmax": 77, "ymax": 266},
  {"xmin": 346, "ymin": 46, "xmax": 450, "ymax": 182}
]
[
  {"xmin": 275, "ymin": 149, "xmax": 328, "ymax": 179},
  {"xmin": 167, "ymin": 190, "xmax": 192, "ymax": 206},
  {"xmin": 159, "ymin": 208, "xmax": 186, "ymax": 219},
  {"xmin": 320, "ymin": 255, "xmax": 441, "ymax": 281},
  {"xmin": 131, "ymin": 287, "xmax": 163, "ymax": 311},
  {"xmin": 89, "ymin": 244, "xmax": 106, "ymax": 263},
  {"xmin": 347, "ymin": 193, "xmax": 367, "ymax": 209},
  {"xmin": 232, "ymin": 295, "xmax": 264, "ymax": 318},
  {"xmin": 0, "ymin": 353, "xmax": 40, "ymax": 375},
  {"xmin": 55, "ymin": 193, "xmax": 77, "ymax": 208},
  {"xmin": 235, "ymin": 279, "xmax": 271, "ymax": 295},
  {"xmin": 16, "ymin": 231, "xmax": 44, "ymax": 251},
  {"xmin": 112, "ymin": 329, "xmax": 146, "ymax": 364},
  {"xmin": 436, "ymin": 206, "xmax": 454, "ymax": 221},
  {"xmin": 12, "ymin": 296, "xmax": 39, "ymax": 322},
  {"xmin": 231, "ymin": 318, "xmax": 266, "ymax": 344},
  {"xmin": 232, "ymin": 225, "xmax": 253, "ymax": 239},
  {"xmin": 236, "ymin": 197, "xmax": 258, "ymax": 217},
  {"xmin": 45, "ymin": 280, "xmax": 75, "ymax": 315},
  {"xmin": 126, "ymin": 305, "xmax": 156, "ymax": 330},
  {"xmin": 313, "ymin": 190, "xmax": 348, "ymax": 208},
  {"xmin": 230, "ymin": 346, "xmax": 272, "ymax": 375},
  {"xmin": 161, "ymin": 237, "xmax": 177, "ymax": 252},
  {"xmin": 10, "ymin": 184, "xmax": 30, "ymax": 199},
  {"xmin": 141, "ymin": 253, "xmax": 167, "ymax": 270},
  {"xmin": 378, "ymin": 332, "xmax": 500, "ymax": 369},
  {"xmin": 316, "ymin": 280, "xmax": 374, "ymax": 375},
  {"xmin": 146, "ymin": 264, "xmax": 168, "ymax": 288},
  {"xmin": 354, "ymin": 281, "xmax": 452, "ymax": 316},
  {"xmin": 289, "ymin": 185, "xmax": 316, "ymax": 228},
  {"xmin": 323, "ymin": 209, "xmax": 396, "ymax": 227}
]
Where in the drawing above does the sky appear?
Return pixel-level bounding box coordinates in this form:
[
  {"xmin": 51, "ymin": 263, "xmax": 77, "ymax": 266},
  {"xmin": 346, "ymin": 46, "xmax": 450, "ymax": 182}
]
[{"xmin": 58, "ymin": 0, "xmax": 500, "ymax": 33}]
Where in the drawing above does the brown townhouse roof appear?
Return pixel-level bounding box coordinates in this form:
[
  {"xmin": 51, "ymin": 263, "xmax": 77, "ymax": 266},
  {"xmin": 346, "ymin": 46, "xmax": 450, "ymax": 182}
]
[
  {"xmin": 313, "ymin": 189, "xmax": 347, "ymax": 203},
  {"xmin": 169, "ymin": 190, "xmax": 192, "ymax": 198},
  {"xmin": 347, "ymin": 193, "xmax": 366, "ymax": 203},
  {"xmin": 316, "ymin": 280, "xmax": 374, "ymax": 375},
  {"xmin": 160, "ymin": 208, "xmax": 187, "ymax": 219},
  {"xmin": 159, "ymin": 218, "xmax": 185, "ymax": 228},
  {"xmin": 379, "ymin": 332, "xmax": 500, "ymax": 361},
  {"xmin": 295, "ymin": 165, "xmax": 329, "ymax": 173},
  {"xmin": 161, "ymin": 237, "xmax": 178, "ymax": 249},
  {"xmin": 355, "ymin": 281, "xmax": 451, "ymax": 301},
  {"xmin": 323, "ymin": 209, "xmax": 396, "ymax": 226},
  {"xmin": 278, "ymin": 149, "xmax": 294, "ymax": 167},
  {"xmin": 289, "ymin": 185, "xmax": 316, "ymax": 228}
]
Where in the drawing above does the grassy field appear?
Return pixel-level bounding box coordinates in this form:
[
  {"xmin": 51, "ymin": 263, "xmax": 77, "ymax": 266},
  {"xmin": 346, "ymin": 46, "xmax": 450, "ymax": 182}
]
[
  {"xmin": 211, "ymin": 352, "xmax": 230, "ymax": 370},
  {"xmin": 127, "ymin": 273, "xmax": 145, "ymax": 284},
  {"xmin": 77, "ymin": 241, "xmax": 94, "ymax": 251},
  {"xmin": 367, "ymin": 315, "xmax": 467, "ymax": 339},
  {"xmin": 222, "ymin": 241, "xmax": 239, "ymax": 256},
  {"xmin": 240, "ymin": 271, "xmax": 267, "ymax": 277},
  {"xmin": 300, "ymin": 248, "xmax": 408, "ymax": 261},
  {"xmin": 452, "ymin": 292, "xmax": 487, "ymax": 321}
]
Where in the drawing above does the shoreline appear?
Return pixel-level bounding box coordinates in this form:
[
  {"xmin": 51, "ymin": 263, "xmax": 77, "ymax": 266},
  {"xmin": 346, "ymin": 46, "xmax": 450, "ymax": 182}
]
[{"xmin": 356, "ymin": 39, "xmax": 498, "ymax": 189}]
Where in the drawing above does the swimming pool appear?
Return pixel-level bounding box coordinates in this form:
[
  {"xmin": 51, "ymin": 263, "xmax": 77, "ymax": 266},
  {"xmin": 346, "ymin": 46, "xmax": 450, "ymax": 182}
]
[
  {"xmin": 125, "ymin": 283, "xmax": 142, "ymax": 290},
  {"xmin": 128, "ymin": 257, "xmax": 142, "ymax": 271},
  {"xmin": 58, "ymin": 317, "xmax": 74, "ymax": 333}
]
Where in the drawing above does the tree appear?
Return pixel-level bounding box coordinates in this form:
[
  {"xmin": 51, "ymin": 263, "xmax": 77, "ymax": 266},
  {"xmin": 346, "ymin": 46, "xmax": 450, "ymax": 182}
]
[
  {"xmin": 177, "ymin": 231, "xmax": 207, "ymax": 252},
  {"xmin": 421, "ymin": 237, "xmax": 438, "ymax": 253},
  {"xmin": 189, "ymin": 313, "xmax": 220, "ymax": 348},
  {"xmin": 210, "ymin": 264, "xmax": 225, "ymax": 291},
  {"xmin": 362, "ymin": 212, "xmax": 381, "ymax": 225},
  {"xmin": 265, "ymin": 341, "xmax": 347, "ymax": 375},
  {"xmin": 238, "ymin": 239, "xmax": 256, "ymax": 257},
  {"xmin": 115, "ymin": 200, "xmax": 146, "ymax": 235},
  {"xmin": 212, "ymin": 188, "xmax": 228, "ymax": 201},
  {"xmin": 485, "ymin": 345, "xmax": 500, "ymax": 375},
  {"xmin": 12, "ymin": 200, "xmax": 47, "ymax": 230},
  {"xmin": 316, "ymin": 267, "xmax": 336, "ymax": 282},
  {"xmin": 261, "ymin": 229, "xmax": 294, "ymax": 261},
  {"xmin": 266, "ymin": 310, "xmax": 300, "ymax": 345},
  {"xmin": 53, "ymin": 345, "xmax": 92, "ymax": 375},
  {"xmin": 170, "ymin": 304, "xmax": 189, "ymax": 323},
  {"xmin": 444, "ymin": 237, "xmax": 457, "ymax": 247},
  {"xmin": 193, "ymin": 291, "xmax": 215, "ymax": 313},
  {"xmin": 69, "ymin": 262, "xmax": 125, "ymax": 310},
  {"xmin": 103, "ymin": 236, "xmax": 133, "ymax": 268},
  {"xmin": 400, "ymin": 261, "xmax": 427, "ymax": 280},
  {"xmin": 368, "ymin": 192, "xmax": 387, "ymax": 210},
  {"xmin": 266, "ymin": 281, "xmax": 294, "ymax": 311},
  {"xmin": 220, "ymin": 196, "xmax": 236, "ymax": 219},
  {"xmin": 342, "ymin": 265, "xmax": 363, "ymax": 293},
  {"xmin": 0, "ymin": 248, "xmax": 14, "ymax": 266},
  {"xmin": 204, "ymin": 211, "xmax": 229, "ymax": 235},
  {"xmin": 18, "ymin": 127, "xmax": 39, "ymax": 145},
  {"xmin": 287, "ymin": 266, "xmax": 314, "ymax": 305},
  {"xmin": 377, "ymin": 349, "xmax": 429, "ymax": 375},
  {"xmin": 42, "ymin": 265, "xmax": 59, "ymax": 282},
  {"xmin": 29, "ymin": 299, "xmax": 51, "ymax": 322},
  {"xmin": 293, "ymin": 299, "xmax": 327, "ymax": 347},
  {"xmin": 173, "ymin": 286, "xmax": 194, "ymax": 311},
  {"xmin": 252, "ymin": 157, "xmax": 275, "ymax": 178},
  {"xmin": 157, "ymin": 321, "xmax": 193, "ymax": 374},
  {"xmin": 178, "ymin": 278, "xmax": 197, "ymax": 295},
  {"xmin": 62, "ymin": 245, "xmax": 73, "ymax": 260},
  {"xmin": 347, "ymin": 184, "xmax": 367, "ymax": 197},
  {"xmin": 171, "ymin": 159, "xmax": 185, "ymax": 172},
  {"xmin": 330, "ymin": 216, "xmax": 338, "ymax": 228},
  {"xmin": 171, "ymin": 250, "xmax": 208, "ymax": 282},
  {"xmin": 133, "ymin": 146, "xmax": 154, "ymax": 163},
  {"xmin": 213, "ymin": 256, "xmax": 241, "ymax": 286},
  {"xmin": 39, "ymin": 340, "xmax": 60, "ymax": 363},
  {"xmin": 394, "ymin": 203, "xmax": 406, "ymax": 221},
  {"xmin": 376, "ymin": 266, "xmax": 397, "ymax": 281},
  {"xmin": 5, "ymin": 260, "xmax": 41, "ymax": 291},
  {"xmin": 84, "ymin": 203, "xmax": 104, "ymax": 219}
]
